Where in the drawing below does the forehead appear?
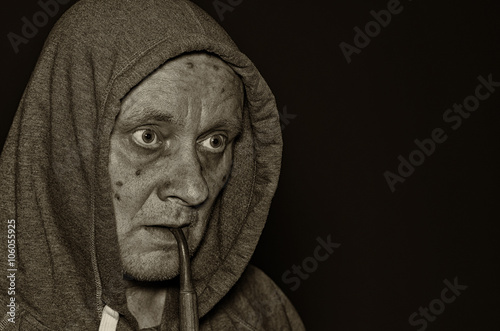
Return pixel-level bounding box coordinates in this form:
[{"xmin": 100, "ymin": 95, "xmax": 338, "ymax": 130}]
[
  {"xmin": 117, "ymin": 53, "xmax": 244, "ymax": 130},
  {"xmin": 164, "ymin": 53, "xmax": 242, "ymax": 87}
]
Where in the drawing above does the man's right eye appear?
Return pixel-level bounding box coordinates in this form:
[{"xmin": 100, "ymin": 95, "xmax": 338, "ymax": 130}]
[{"xmin": 131, "ymin": 129, "xmax": 162, "ymax": 149}]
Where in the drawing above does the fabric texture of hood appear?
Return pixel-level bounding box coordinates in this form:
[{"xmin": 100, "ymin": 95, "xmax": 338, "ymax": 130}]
[{"xmin": 0, "ymin": 0, "xmax": 299, "ymax": 330}]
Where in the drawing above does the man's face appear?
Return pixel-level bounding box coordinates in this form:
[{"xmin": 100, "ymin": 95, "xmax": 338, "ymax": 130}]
[{"xmin": 109, "ymin": 53, "xmax": 243, "ymax": 281}]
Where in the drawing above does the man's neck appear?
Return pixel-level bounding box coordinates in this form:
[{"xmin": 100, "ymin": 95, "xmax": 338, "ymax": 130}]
[{"xmin": 124, "ymin": 280, "xmax": 167, "ymax": 329}]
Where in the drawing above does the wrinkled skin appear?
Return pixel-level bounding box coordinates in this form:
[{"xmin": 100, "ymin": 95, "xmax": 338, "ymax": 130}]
[{"xmin": 109, "ymin": 53, "xmax": 244, "ymax": 283}]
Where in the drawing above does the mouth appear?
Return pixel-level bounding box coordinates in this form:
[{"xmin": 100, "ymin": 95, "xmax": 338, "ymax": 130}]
[{"xmin": 143, "ymin": 225, "xmax": 180, "ymax": 246}]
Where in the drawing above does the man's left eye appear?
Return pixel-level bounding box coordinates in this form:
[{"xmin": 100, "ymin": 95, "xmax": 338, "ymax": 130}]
[{"xmin": 199, "ymin": 134, "xmax": 227, "ymax": 152}]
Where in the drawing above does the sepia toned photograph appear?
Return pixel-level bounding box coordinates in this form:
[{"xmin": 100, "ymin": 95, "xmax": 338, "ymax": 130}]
[{"xmin": 1, "ymin": 0, "xmax": 499, "ymax": 330}]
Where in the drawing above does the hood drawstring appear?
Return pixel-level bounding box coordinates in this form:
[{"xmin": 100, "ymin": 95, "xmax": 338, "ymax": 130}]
[
  {"xmin": 99, "ymin": 305, "xmax": 119, "ymax": 331},
  {"xmin": 97, "ymin": 229, "xmax": 198, "ymax": 331}
]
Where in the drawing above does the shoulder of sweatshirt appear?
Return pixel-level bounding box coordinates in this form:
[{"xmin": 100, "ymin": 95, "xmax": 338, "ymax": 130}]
[{"xmin": 199, "ymin": 265, "xmax": 306, "ymax": 331}]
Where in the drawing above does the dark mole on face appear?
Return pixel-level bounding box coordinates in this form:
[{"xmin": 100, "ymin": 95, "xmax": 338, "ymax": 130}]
[
  {"xmin": 221, "ymin": 87, "xmax": 225, "ymax": 93},
  {"xmin": 213, "ymin": 65, "xmax": 219, "ymax": 71},
  {"xmin": 186, "ymin": 62, "xmax": 194, "ymax": 68},
  {"xmin": 115, "ymin": 181, "xmax": 123, "ymax": 187},
  {"xmin": 115, "ymin": 193, "xmax": 121, "ymax": 201},
  {"xmin": 136, "ymin": 169, "xmax": 142, "ymax": 176}
]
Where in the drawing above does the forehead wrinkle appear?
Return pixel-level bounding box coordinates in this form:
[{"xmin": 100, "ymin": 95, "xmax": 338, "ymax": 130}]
[
  {"xmin": 201, "ymin": 99, "xmax": 243, "ymax": 135},
  {"xmin": 202, "ymin": 82, "xmax": 243, "ymax": 107}
]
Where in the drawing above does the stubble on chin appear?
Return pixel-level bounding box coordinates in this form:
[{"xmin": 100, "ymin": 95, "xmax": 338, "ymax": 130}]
[{"xmin": 121, "ymin": 248, "xmax": 181, "ymax": 282}]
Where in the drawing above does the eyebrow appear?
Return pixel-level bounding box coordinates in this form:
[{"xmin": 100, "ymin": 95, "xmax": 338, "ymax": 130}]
[
  {"xmin": 120, "ymin": 106, "xmax": 243, "ymax": 135},
  {"xmin": 207, "ymin": 117, "xmax": 243, "ymax": 137},
  {"xmin": 122, "ymin": 107, "xmax": 178, "ymax": 126}
]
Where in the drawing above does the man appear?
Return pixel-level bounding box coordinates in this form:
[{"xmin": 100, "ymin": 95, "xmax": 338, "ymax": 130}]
[{"xmin": 0, "ymin": 0, "xmax": 304, "ymax": 330}]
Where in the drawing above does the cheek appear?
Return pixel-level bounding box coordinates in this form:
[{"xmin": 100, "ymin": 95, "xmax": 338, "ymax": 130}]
[
  {"xmin": 109, "ymin": 139, "xmax": 155, "ymax": 215},
  {"xmin": 202, "ymin": 151, "xmax": 233, "ymax": 196}
]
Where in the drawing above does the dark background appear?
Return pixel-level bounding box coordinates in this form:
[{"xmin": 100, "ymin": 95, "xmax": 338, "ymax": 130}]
[{"xmin": 2, "ymin": 0, "xmax": 500, "ymax": 330}]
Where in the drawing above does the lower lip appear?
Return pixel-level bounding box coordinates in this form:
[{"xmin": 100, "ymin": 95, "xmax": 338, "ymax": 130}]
[{"xmin": 143, "ymin": 226, "xmax": 178, "ymax": 246}]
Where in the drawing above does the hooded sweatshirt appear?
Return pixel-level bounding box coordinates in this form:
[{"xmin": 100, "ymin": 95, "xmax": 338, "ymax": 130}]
[{"xmin": 0, "ymin": 0, "xmax": 304, "ymax": 330}]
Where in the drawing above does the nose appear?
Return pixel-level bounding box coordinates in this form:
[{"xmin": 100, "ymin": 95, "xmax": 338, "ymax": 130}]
[{"xmin": 157, "ymin": 148, "xmax": 209, "ymax": 207}]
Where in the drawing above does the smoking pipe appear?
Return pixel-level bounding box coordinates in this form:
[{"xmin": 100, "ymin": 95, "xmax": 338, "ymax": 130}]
[{"xmin": 169, "ymin": 227, "xmax": 199, "ymax": 331}]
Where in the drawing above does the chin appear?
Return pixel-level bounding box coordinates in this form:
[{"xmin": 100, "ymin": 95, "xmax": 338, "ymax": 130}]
[{"xmin": 122, "ymin": 250, "xmax": 180, "ymax": 282}]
